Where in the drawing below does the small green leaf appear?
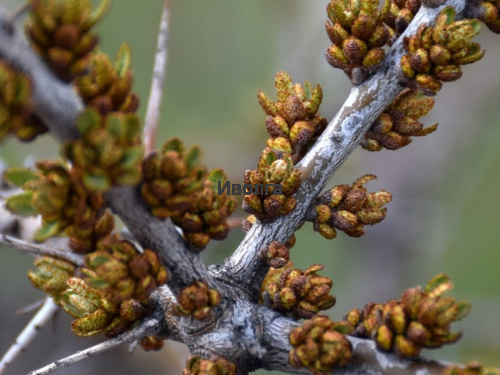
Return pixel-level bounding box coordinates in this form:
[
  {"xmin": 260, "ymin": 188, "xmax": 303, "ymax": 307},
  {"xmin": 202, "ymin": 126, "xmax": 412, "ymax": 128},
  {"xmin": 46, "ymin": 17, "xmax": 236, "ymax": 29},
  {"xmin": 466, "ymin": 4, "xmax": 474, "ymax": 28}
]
[
  {"xmin": 162, "ymin": 138, "xmax": 184, "ymax": 154},
  {"xmin": 5, "ymin": 192, "xmax": 35, "ymax": 216},
  {"xmin": 115, "ymin": 169, "xmax": 140, "ymax": 186},
  {"xmin": 105, "ymin": 114, "xmax": 124, "ymax": 138},
  {"xmin": 455, "ymin": 300, "xmax": 471, "ymax": 321},
  {"xmin": 207, "ymin": 169, "xmax": 226, "ymax": 194},
  {"xmin": 120, "ymin": 146, "xmax": 144, "ymax": 168},
  {"xmin": 33, "ymin": 220, "xmax": 61, "ymax": 242},
  {"xmin": 86, "ymin": 0, "xmax": 111, "ymax": 28},
  {"xmin": 425, "ymin": 273, "xmax": 453, "ymax": 297},
  {"xmin": 185, "ymin": 146, "xmax": 201, "ymax": 169},
  {"xmin": 82, "ymin": 173, "xmax": 110, "ymax": 192},
  {"xmin": 76, "ymin": 109, "xmax": 101, "ymax": 135},
  {"xmin": 122, "ymin": 114, "xmax": 140, "ymax": 141},
  {"xmin": 86, "ymin": 277, "xmax": 110, "ymax": 289},
  {"xmin": 332, "ymin": 322, "xmax": 352, "ymax": 334},
  {"xmin": 4, "ymin": 167, "xmax": 39, "ymax": 187},
  {"xmin": 114, "ymin": 43, "xmax": 131, "ymax": 78}
]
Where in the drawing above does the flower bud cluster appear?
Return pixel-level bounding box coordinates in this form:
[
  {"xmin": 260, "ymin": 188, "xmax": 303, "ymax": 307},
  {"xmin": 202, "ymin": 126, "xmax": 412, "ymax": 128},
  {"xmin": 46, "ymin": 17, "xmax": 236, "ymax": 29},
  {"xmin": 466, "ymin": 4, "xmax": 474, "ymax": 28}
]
[
  {"xmin": 444, "ymin": 362, "xmax": 500, "ymax": 375},
  {"xmin": 141, "ymin": 139, "xmax": 236, "ymax": 250},
  {"xmin": 62, "ymin": 109, "xmax": 144, "ymax": 192},
  {"xmin": 259, "ymin": 241, "xmax": 290, "ymax": 269},
  {"xmin": 326, "ymin": 0, "xmax": 390, "ymax": 84},
  {"xmin": 383, "ymin": 0, "xmax": 422, "ymax": 39},
  {"xmin": 400, "ymin": 7, "xmax": 485, "ymax": 95},
  {"xmin": 264, "ymin": 264, "xmax": 336, "ymax": 319},
  {"xmin": 309, "ymin": 175, "xmax": 391, "ymax": 239},
  {"xmin": 467, "ymin": 0, "xmax": 500, "ymax": 34},
  {"xmin": 60, "ymin": 239, "xmax": 167, "ymax": 346},
  {"xmin": 172, "ymin": 169, "xmax": 236, "ymax": 250},
  {"xmin": 27, "ymin": 256, "xmax": 76, "ymax": 303},
  {"xmin": 4, "ymin": 161, "xmax": 108, "ymax": 248},
  {"xmin": 289, "ymin": 315, "xmax": 352, "ymax": 375},
  {"xmin": 75, "ymin": 44, "xmax": 139, "ymax": 116},
  {"xmin": 141, "ymin": 138, "xmax": 207, "ymax": 219},
  {"xmin": 362, "ymin": 88, "xmax": 437, "ymax": 151},
  {"xmin": 176, "ymin": 280, "xmax": 222, "ymax": 321},
  {"xmin": 183, "ymin": 356, "xmax": 236, "ymax": 375},
  {"xmin": 347, "ymin": 274, "xmax": 471, "ymax": 357},
  {"xmin": 0, "ymin": 61, "xmax": 47, "ymax": 142},
  {"xmin": 243, "ymin": 149, "xmax": 301, "ymax": 221},
  {"xmin": 257, "ymin": 71, "xmax": 327, "ymax": 164},
  {"xmin": 26, "ymin": 0, "xmax": 109, "ymax": 82}
]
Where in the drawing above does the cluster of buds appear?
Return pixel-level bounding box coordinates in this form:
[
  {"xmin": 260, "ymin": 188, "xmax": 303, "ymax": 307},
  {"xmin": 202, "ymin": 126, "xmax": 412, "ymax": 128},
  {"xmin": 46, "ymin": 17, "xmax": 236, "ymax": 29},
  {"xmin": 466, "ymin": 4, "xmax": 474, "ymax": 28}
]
[
  {"xmin": 308, "ymin": 175, "xmax": 391, "ymax": 239},
  {"xmin": 26, "ymin": 0, "xmax": 109, "ymax": 82},
  {"xmin": 176, "ymin": 280, "xmax": 222, "ymax": 321},
  {"xmin": 60, "ymin": 277, "xmax": 121, "ymax": 337},
  {"xmin": 289, "ymin": 315, "xmax": 352, "ymax": 375},
  {"xmin": 27, "ymin": 256, "xmax": 76, "ymax": 303},
  {"xmin": 75, "ymin": 44, "xmax": 139, "ymax": 115},
  {"xmin": 444, "ymin": 362, "xmax": 500, "ymax": 375},
  {"xmin": 346, "ymin": 274, "xmax": 471, "ymax": 357},
  {"xmin": 4, "ymin": 161, "xmax": 106, "ymax": 245},
  {"xmin": 243, "ymin": 149, "xmax": 301, "ymax": 221},
  {"xmin": 0, "ymin": 61, "xmax": 47, "ymax": 142},
  {"xmin": 62, "ymin": 109, "xmax": 143, "ymax": 192},
  {"xmin": 400, "ymin": 7, "xmax": 485, "ymax": 95},
  {"xmin": 172, "ymin": 169, "xmax": 236, "ymax": 250},
  {"xmin": 260, "ymin": 260, "xmax": 294, "ymax": 303},
  {"xmin": 326, "ymin": 0, "xmax": 390, "ymax": 84},
  {"xmin": 383, "ymin": 0, "xmax": 422, "ymax": 39},
  {"xmin": 257, "ymin": 71, "xmax": 327, "ymax": 164},
  {"xmin": 362, "ymin": 88, "xmax": 437, "ymax": 151},
  {"xmin": 259, "ymin": 241, "xmax": 290, "ymax": 268},
  {"xmin": 183, "ymin": 356, "xmax": 236, "ymax": 375},
  {"xmin": 264, "ymin": 264, "xmax": 335, "ymax": 319},
  {"xmin": 83, "ymin": 240, "xmax": 168, "ymax": 304},
  {"xmin": 141, "ymin": 138, "xmax": 207, "ymax": 219},
  {"xmin": 467, "ymin": 0, "xmax": 500, "ymax": 34},
  {"xmin": 60, "ymin": 240, "xmax": 167, "ymax": 340}
]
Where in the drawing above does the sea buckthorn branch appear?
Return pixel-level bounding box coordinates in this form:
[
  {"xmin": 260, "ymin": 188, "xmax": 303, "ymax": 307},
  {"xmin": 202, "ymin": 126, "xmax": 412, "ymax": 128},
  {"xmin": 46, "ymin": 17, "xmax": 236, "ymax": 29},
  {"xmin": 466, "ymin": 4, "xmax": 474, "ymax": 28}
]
[
  {"xmin": 216, "ymin": 0, "xmax": 468, "ymax": 299},
  {"xmin": 0, "ymin": 1, "xmax": 496, "ymax": 374},
  {"xmin": 0, "ymin": 7, "xmax": 213, "ymax": 293}
]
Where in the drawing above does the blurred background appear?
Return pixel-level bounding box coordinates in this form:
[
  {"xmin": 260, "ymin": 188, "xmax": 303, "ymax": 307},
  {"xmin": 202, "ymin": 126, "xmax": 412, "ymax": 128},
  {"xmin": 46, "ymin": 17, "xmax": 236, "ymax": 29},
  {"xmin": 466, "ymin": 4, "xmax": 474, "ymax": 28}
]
[{"xmin": 0, "ymin": 0, "xmax": 499, "ymax": 374}]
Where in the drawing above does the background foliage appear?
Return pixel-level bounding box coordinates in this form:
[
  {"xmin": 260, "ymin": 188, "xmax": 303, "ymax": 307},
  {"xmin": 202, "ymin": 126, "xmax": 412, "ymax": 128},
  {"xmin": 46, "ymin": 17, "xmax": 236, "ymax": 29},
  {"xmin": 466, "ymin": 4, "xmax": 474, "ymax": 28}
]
[{"xmin": 0, "ymin": 0, "xmax": 499, "ymax": 374}]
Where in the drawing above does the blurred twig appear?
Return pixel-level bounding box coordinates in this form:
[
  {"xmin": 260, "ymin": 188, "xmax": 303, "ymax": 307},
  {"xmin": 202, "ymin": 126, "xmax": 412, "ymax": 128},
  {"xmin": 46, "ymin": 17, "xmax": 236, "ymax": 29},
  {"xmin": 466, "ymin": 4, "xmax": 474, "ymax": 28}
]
[{"xmin": 143, "ymin": 0, "xmax": 171, "ymax": 154}]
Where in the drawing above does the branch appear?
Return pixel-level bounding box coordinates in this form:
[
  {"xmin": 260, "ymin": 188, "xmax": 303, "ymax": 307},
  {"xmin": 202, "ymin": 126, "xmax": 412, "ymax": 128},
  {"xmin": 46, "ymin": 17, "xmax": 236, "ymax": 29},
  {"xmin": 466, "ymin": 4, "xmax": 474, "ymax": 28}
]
[
  {"xmin": 216, "ymin": 0, "xmax": 469, "ymax": 298},
  {"xmin": 0, "ymin": 234, "xmax": 84, "ymax": 266},
  {"xmin": 27, "ymin": 318, "xmax": 160, "ymax": 375},
  {"xmin": 0, "ymin": 298, "xmax": 58, "ymax": 375},
  {"xmin": 143, "ymin": 0, "xmax": 171, "ymax": 154},
  {"xmin": 259, "ymin": 310, "xmax": 452, "ymax": 375},
  {"xmin": 0, "ymin": 7, "xmax": 213, "ymax": 292}
]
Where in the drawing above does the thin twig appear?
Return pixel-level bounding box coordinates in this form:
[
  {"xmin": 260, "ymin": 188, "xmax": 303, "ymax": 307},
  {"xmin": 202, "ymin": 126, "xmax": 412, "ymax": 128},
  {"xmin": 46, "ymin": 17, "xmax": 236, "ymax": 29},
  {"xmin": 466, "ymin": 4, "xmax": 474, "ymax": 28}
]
[
  {"xmin": 15, "ymin": 298, "xmax": 45, "ymax": 316},
  {"xmin": 0, "ymin": 234, "xmax": 84, "ymax": 266},
  {"xmin": 27, "ymin": 319, "xmax": 160, "ymax": 375},
  {"xmin": 0, "ymin": 298, "xmax": 58, "ymax": 375},
  {"xmin": 227, "ymin": 216, "xmax": 245, "ymax": 229},
  {"xmin": 143, "ymin": 0, "xmax": 171, "ymax": 154}
]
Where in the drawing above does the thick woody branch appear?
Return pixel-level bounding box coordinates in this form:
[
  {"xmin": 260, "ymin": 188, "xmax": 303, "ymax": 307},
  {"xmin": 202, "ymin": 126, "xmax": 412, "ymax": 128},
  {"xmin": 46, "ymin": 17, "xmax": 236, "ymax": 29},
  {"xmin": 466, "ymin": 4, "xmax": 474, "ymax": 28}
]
[
  {"xmin": 217, "ymin": 0, "xmax": 468, "ymax": 298},
  {"xmin": 0, "ymin": 7, "xmax": 213, "ymax": 292}
]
